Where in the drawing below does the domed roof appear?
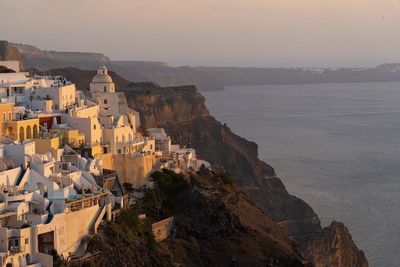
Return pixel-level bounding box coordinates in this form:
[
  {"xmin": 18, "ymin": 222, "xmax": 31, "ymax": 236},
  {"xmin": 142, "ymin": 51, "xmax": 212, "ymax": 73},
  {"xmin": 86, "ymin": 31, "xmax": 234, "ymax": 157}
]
[
  {"xmin": 92, "ymin": 66, "xmax": 113, "ymax": 83},
  {"xmin": 92, "ymin": 73, "xmax": 113, "ymax": 83}
]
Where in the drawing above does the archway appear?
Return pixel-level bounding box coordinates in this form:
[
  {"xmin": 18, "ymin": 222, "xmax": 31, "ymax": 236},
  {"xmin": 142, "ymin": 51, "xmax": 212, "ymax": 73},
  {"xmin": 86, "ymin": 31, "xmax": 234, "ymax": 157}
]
[
  {"xmin": 25, "ymin": 254, "xmax": 31, "ymax": 265},
  {"xmin": 19, "ymin": 126, "xmax": 24, "ymax": 140},
  {"xmin": 26, "ymin": 125, "xmax": 32, "ymax": 139},
  {"xmin": 33, "ymin": 125, "xmax": 38, "ymax": 138}
]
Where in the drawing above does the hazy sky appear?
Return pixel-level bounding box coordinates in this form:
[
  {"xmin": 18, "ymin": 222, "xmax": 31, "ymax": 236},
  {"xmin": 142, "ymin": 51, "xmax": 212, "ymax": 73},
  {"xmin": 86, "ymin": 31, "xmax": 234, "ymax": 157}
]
[{"xmin": 1, "ymin": 0, "xmax": 400, "ymax": 67}]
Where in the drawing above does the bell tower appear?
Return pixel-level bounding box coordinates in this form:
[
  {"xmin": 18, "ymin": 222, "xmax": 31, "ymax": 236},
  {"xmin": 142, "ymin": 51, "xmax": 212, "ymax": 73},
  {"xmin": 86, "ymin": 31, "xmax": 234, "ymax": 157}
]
[{"xmin": 90, "ymin": 66, "xmax": 115, "ymax": 97}]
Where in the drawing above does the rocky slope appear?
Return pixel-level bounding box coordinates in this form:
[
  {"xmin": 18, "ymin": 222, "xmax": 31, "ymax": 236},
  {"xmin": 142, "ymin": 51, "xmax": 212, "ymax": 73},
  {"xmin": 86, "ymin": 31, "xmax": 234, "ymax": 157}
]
[
  {"xmin": 88, "ymin": 170, "xmax": 306, "ymax": 267},
  {"xmin": 43, "ymin": 67, "xmax": 368, "ymax": 266}
]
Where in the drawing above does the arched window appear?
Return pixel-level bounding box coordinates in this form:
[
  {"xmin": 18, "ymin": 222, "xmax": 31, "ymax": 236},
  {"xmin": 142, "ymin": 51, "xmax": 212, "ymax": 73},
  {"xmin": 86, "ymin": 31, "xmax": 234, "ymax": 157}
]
[
  {"xmin": 19, "ymin": 126, "xmax": 25, "ymax": 140},
  {"xmin": 26, "ymin": 254, "xmax": 31, "ymax": 265},
  {"xmin": 33, "ymin": 125, "xmax": 38, "ymax": 138},
  {"xmin": 26, "ymin": 125, "xmax": 32, "ymax": 139}
]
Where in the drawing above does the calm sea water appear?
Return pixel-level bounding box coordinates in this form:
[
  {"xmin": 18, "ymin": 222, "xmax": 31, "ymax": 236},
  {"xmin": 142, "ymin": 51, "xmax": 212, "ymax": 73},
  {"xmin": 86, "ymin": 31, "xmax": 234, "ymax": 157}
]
[{"xmin": 203, "ymin": 82, "xmax": 400, "ymax": 267}]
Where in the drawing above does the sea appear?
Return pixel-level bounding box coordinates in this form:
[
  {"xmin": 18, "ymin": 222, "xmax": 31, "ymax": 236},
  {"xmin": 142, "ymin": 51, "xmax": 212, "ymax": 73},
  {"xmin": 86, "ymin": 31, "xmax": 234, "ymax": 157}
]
[{"xmin": 202, "ymin": 82, "xmax": 400, "ymax": 267}]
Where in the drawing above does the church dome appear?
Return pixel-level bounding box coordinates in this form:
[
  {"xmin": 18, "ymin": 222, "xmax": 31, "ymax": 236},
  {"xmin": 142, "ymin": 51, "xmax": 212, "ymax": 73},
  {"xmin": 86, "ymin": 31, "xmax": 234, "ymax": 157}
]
[{"xmin": 92, "ymin": 66, "xmax": 113, "ymax": 83}]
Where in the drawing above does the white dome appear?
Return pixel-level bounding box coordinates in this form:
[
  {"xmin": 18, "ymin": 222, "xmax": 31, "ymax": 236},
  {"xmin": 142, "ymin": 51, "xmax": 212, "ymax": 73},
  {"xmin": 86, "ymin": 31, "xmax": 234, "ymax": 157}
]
[
  {"xmin": 92, "ymin": 73, "xmax": 113, "ymax": 83},
  {"xmin": 92, "ymin": 66, "xmax": 113, "ymax": 83}
]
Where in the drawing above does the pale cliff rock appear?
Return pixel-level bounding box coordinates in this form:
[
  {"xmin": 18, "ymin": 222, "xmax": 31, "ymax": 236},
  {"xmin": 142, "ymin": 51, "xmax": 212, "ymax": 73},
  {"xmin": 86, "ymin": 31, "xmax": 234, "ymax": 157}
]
[{"xmin": 303, "ymin": 222, "xmax": 368, "ymax": 267}]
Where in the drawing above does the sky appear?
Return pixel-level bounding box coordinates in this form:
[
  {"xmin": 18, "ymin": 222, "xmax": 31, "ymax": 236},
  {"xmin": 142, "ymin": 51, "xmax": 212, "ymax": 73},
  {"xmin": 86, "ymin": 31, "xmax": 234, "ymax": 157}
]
[{"xmin": 1, "ymin": 0, "xmax": 400, "ymax": 68}]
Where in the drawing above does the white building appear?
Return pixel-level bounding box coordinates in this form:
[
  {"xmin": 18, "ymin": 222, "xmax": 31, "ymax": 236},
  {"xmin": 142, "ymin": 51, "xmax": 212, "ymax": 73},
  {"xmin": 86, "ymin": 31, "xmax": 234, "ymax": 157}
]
[
  {"xmin": 34, "ymin": 84, "xmax": 76, "ymax": 111},
  {"xmin": 147, "ymin": 128, "xmax": 172, "ymax": 156},
  {"xmin": 3, "ymin": 141, "xmax": 36, "ymax": 169},
  {"xmin": 62, "ymin": 105, "xmax": 102, "ymax": 147},
  {"xmin": 89, "ymin": 66, "xmax": 115, "ymax": 97}
]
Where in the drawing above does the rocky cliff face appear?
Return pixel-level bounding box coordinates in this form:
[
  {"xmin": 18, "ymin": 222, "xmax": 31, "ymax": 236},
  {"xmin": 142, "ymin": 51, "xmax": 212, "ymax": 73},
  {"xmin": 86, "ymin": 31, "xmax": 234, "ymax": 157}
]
[
  {"xmin": 0, "ymin": 41, "xmax": 23, "ymax": 70},
  {"xmin": 0, "ymin": 41, "xmax": 21, "ymax": 61},
  {"xmin": 121, "ymin": 85, "xmax": 275, "ymax": 182},
  {"xmin": 121, "ymin": 84, "xmax": 368, "ymax": 266},
  {"xmin": 10, "ymin": 42, "xmax": 109, "ymax": 70},
  {"xmin": 303, "ymin": 222, "xmax": 368, "ymax": 267}
]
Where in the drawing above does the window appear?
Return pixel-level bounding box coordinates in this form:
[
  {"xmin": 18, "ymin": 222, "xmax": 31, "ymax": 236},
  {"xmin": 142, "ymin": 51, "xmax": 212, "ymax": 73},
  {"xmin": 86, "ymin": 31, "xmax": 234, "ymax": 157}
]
[
  {"xmin": 118, "ymin": 149, "xmax": 121, "ymax": 154},
  {"xmin": 25, "ymin": 238, "xmax": 29, "ymax": 245},
  {"xmin": 62, "ymin": 163, "xmax": 68, "ymax": 171},
  {"xmin": 8, "ymin": 112, "xmax": 11, "ymax": 121},
  {"xmin": 104, "ymin": 99, "xmax": 107, "ymax": 104},
  {"xmin": 104, "ymin": 86, "xmax": 107, "ymax": 92},
  {"xmin": 93, "ymin": 124, "xmax": 96, "ymax": 130},
  {"xmin": 2, "ymin": 113, "xmax": 5, "ymax": 122}
]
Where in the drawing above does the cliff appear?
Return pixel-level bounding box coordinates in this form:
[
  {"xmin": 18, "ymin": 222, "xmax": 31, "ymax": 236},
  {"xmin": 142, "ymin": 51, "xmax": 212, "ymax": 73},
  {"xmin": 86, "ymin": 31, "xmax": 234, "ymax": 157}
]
[
  {"xmin": 120, "ymin": 85, "xmax": 275, "ymax": 182},
  {"xmin": 303, "ymin": 222, "xmax": 368, "ymax": 267},
  {"xmin": 9, "ymin": 42, "xmax": 109, "ymax": 70},
  {"xmin": 3, "ymin": 41, "xmax": 400, "ymax": 91},
  {"xmin": 0, "ymin": 41, "xmax": 23, "ymax": 70},
  {"xmin": 120, "ymin": 84, "xmax": 368, "ymax": 266},
  {"xmin": 42, "ymin": 67, "xmax": 368, "ymax": 266}
]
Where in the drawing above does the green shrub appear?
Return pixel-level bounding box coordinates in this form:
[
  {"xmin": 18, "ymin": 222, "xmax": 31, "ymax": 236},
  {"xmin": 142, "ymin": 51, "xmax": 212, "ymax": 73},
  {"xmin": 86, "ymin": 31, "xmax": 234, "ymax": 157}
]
[
  {"xmin": 116, "ymin": 208, "xmax": 140, "ymax": 229},
  {"xmin": 142, "ymin": 169, "xmax": 188, "ymax": 219}
]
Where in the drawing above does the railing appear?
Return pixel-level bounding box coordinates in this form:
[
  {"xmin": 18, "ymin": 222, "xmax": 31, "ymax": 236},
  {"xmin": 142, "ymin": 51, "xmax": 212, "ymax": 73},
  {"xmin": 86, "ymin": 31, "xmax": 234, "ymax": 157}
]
[
  {"xmin": 65, "ymin": 192, "xmax": 108, "ymax": 213},
  {"xmin": 92, "ymin": 203, "xmax": 108, "ymax": 234}
]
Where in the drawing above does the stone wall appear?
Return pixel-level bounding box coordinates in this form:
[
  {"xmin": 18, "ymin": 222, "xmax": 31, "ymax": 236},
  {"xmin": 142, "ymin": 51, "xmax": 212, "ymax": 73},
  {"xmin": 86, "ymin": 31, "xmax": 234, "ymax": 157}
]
[
  {"xmin": 152, "ymin": 217, "xmax": 174, "ymax": 242},
  {"xmin": 101, "ymin": 154, "xmax": 157, "ymax": 187}
]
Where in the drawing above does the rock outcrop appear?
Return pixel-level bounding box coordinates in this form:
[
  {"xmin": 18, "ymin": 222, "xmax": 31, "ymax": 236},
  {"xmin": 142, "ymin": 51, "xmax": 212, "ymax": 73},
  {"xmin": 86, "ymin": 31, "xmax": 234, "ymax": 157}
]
[{"xmin": 303, "ymin": 222, "xmax": 369, "ymax": 267}]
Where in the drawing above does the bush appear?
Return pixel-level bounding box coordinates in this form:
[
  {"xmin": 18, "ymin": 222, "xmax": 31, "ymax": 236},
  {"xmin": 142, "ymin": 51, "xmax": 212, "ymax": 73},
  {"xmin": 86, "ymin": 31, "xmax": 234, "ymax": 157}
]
[
  {"xmin": 142, "ymin": 170, "xmax": 188, "ymax": 219},
  {"xmin": 217, "ymin": 172, "xmax": 235, "ymax": 186},
  {"xmin": 116, "ymin": 208, "xmax": 140, "ymax": 229}
]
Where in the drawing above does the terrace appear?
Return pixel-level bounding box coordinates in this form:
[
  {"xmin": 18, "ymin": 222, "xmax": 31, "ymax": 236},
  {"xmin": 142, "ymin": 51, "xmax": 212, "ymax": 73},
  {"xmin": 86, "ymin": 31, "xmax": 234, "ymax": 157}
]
[{"xmin": 65, "ymin": 189, "xmax": 108, "ymax": 213}]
